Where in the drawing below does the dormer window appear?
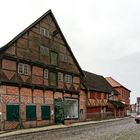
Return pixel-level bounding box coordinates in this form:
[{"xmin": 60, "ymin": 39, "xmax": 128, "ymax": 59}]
[{"xmin": 40, "ymin": 27, "xmax": 49, "ymax": 37}]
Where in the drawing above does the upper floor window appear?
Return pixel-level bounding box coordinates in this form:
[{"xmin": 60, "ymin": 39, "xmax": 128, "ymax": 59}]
[
  {"xmin": 18, "ymin": 63, "xmax": 29, "ymax": 75},
  {"xmin": 65, "ymin": 74, "xmax": 72, "ymax": 83},
  {"xmin": 44, "ymin": 69, "xmax": 48, "ymax": 79},
  {"xmin": 58, "ymin": 72, "xmax": 63, "ymax": 82},
  {"xmin": 40, "ymin": 46, "xmax": 49, "ymax": 56},
  {"xmin": 49, "ymin": 72, "xmax": 57, "ymax": 86},
  {"xmin": 50, "ymin": 51, "xmax": 58, "ymax": 66},
  {"xmin": 40, "ymin": 27, "xmax": 49, "ymax": 38}
]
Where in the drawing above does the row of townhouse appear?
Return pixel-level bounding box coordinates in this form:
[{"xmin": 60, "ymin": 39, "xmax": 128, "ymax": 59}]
[{"xmin": 0, "ymin": 10, "xmax": 131, "ymax": 130}]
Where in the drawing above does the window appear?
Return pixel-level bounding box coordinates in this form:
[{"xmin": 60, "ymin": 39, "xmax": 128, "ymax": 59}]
[
  {"xmin": 41, "ymin": 105, "xmax": 50, "ymax": 120},
  {"xmin": 40, "ymin": 46, "xmax": 49, "ymax": 56},
  {"xmin": 49, "ymin": 72, "xmax": 57, "ymax": 86},
  {"xmin": 65, "ymin": 74, "xmax": 72, "ymax": 83},
  {"xmin": 26, "ymin": 105, "xmax": 36, "ymax": 121},
  {"xmin": 58, "ymin": 72, "xmax": 63, "ymax": 82},
  {"xmin": 18, "ymin": 63, "xmax": 23, "ymax": 74},
  {"xmin": 23, "ymin": 32, "xmax": 28, "ymax": 39},
  {"xmin": 44, "ymin": 69, "xmax": 48, "ymax": 79},
  {"xmin": 50, "ymin": 52, "xmax": 58, "ymax": 66},
  {"xmin": 59, "ymin": 53, "xmax": 65, "ymax": 62},
  {"xmin": 24, "ymin": 65, "xmax": 28, "ymax": 75},
  {"xmin": 6, "ymin": 104, "xmax": 19, "ymax": 121},
  {"xmin": 40, "ymin": 27, "xmax": 49, "ymax": 37},
  {"xmin": 64, "ymin": 98, "xmax": 78, "ymax": 119},
  {"xmin": 18, "ymin": 63, "xmax": 29, "ymax": 75}
]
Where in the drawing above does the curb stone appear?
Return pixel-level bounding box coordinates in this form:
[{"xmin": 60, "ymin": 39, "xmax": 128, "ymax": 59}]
[{"xmin": 0, "ymin": 117, "xmax": 131, "ymax": 139}]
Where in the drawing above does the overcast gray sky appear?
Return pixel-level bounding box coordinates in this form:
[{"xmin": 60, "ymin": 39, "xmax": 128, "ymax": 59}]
[{"xmin": 0, "ymin": 0, "xmax": 140, "ymax": 104}]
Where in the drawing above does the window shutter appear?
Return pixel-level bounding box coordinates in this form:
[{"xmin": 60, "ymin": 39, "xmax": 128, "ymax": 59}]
[
  {"xmin": 41, "ymin": 105, "xmax": 50, "ymax": 120},
  {"xmin": 7, "ymin": 105, "xmax": 19, "ymax": 121},
  {"xmin": 26, "ymin": 105, "xmax": 36, "ymax": 121}
]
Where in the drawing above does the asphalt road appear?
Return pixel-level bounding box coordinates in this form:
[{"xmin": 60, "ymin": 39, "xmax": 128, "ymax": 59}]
[{"xmin": 1, "ymin": 118, "xmax": 140, "ymax": 140}]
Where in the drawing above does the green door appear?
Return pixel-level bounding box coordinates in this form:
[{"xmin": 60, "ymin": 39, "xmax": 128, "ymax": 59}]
[{"xmin": 54, "ymin": 99, "xmax": 64, "ymax": 124}]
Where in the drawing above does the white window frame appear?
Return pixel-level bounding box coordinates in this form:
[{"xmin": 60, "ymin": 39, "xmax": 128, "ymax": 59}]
[
  {"xmin": 65, "ymin": 74, "xmax": 72, "ymax": 83},
  {"xmin": 40, "ymin": 27, "xmax": 49, "ymax": 37},
  {"xmin": 18, "ymin": 63, "xmax": 29, "ymax": 75},
  {"xmin": 64, "ymin": 98, "xmax": 78, "ymax": 119},
  {"xmin": 44, "ymin": 69, "xmax": 48, "ymax": 79},
  {"xmin": 23, "ymin": 64, "xmax": 28, "ymax": 75},
  {"xmin": 18, "ymin": 63, "xmax": 23, "ymax": 74}
]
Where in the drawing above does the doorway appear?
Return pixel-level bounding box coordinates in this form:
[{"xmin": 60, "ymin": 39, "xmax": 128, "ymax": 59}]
[{"xmin": 54, "ymin": 99, "xmax": 64, "ymax": 124}]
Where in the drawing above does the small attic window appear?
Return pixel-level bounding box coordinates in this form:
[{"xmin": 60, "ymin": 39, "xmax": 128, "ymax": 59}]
[
  {"xmin": 12, "ymin": 43, "xmax": 16, "ymax": 47},
  {"xmin": 23, "ymin": 33, "xmax": 28, "ymax": 39},
  {"xmin": 40, "ymin": 27, "xmax": 49, "ymax": 38}
]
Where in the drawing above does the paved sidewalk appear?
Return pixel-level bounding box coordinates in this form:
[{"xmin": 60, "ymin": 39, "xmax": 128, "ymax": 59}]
[{"xmin": 0, "ymin": 117, "xmax": 130, "ymax": 138}]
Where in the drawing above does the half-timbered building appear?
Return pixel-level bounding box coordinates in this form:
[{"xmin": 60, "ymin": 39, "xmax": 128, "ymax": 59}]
[
  {"xmin": 0, "ymin": 10, "xmax": 86, "ymax": 130},
  {"xmin": 82, "ymin": 71, "xmax": 117, "ymax": 120}
]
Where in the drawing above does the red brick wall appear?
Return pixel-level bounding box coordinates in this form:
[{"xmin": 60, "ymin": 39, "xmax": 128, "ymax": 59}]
[
  {"xmin": 115, "ymin": 87, "xmax": 130, "ymax": 105},
  {"xmin": 32, "ymin": 66, "xmax": 43, "ymax": 77},
  {"xmin": 79, "ymin": 90, "xmax": 86, "ymax": 121},
  {"xmin": 0, "ymin": 85, "xmax": 55, "ymax": 130},
  {"xmin": 2, "ymin": 59, "xmax": 16, "ymax": 71},
  {"xmin": 87, "ymin": 107, "xmax": 101, "ymax": 113}
]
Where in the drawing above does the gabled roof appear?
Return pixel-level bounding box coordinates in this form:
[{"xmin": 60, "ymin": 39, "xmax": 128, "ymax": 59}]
[
  {"xmin": 83, "ymin": 71, "xmax": 118, "ymax": 94},
  {"xmin": 0, "ymin": 9, "xmax": 84, "ymax": 76},
  {"xmin": 105, "ymin": 77, "xmax": 122, "ymax": 87},
  {"xmin": 105, "ymin": 77, "xmax": 131, "ymax": 92}
]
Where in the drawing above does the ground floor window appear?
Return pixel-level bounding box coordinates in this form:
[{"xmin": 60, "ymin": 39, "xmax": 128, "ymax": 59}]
[
  {"xmin": 26, "ymin": 105, "xmax": 36, "ymax": 121},
  {"xmin": 41, "ymin": 105, "xmax": 50, "ymax": 120},
  {"xmin": 6, "ymin": 104, "xmax": 19, "ymax": 121},
  {"xmin": 64, "ymin": 98, "xmax": 78, "ymax": 119}
]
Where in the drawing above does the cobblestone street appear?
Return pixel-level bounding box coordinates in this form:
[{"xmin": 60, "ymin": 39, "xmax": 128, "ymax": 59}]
[{"xmin": 1, "ymin": 118, "xmax": 140, "ymax": 140}]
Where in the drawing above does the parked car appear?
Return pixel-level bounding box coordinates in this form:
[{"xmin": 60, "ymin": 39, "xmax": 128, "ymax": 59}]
[{"xmin": 135, "ymin": 115, "xmax": 140, "ymax": 123}]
